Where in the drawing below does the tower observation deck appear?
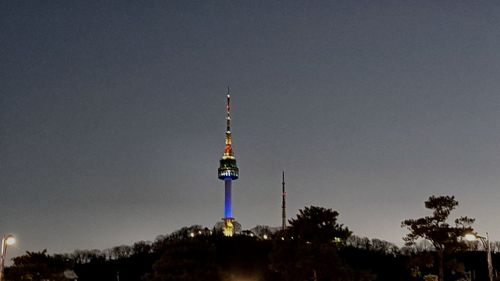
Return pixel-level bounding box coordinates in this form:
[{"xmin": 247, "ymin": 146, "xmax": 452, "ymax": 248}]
[{"xmin": 218, "ymin": 91, "xmax": 239, "ymax": 236}]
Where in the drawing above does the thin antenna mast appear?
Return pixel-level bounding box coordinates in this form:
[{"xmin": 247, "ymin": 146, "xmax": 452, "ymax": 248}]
[{"xmin": 282, "ymin": 171, "xmax": 286, "ymax": 230}]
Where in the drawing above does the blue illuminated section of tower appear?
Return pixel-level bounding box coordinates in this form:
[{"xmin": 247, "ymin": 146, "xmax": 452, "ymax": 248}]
[{"xmin": 218, "ymin": 92, "xmax": 239, "ymax": 236}]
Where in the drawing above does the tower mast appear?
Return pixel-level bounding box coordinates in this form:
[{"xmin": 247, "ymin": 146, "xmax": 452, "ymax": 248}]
[
  {"xmin": 282, "ymin": 171, "xmax": 286, "ymax": 230},
  {"xmin": 218, "ymin": 88, "xmax": 239, "ymax": 236}
]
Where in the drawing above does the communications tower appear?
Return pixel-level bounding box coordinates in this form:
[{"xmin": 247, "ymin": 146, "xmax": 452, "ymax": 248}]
[
  {"xmin": 218, "ymin": 91, "xmax": 239, "ymax": 236},
  {"xmin": 282, "ymin": 171, "xmax": 286, "ymax": 230}
]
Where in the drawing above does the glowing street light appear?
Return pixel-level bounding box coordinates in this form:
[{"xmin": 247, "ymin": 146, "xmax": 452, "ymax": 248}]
[
  {"xmin": 465, "ymin": 232, "xmax": 493, "ymax": 281},
  {"xmin": 0, "ymin": 234, "xmax": 16, "ymax": 281},
  {"xmin": 4, "ymin": 237, "xmax": 14, "ymax": 247}
]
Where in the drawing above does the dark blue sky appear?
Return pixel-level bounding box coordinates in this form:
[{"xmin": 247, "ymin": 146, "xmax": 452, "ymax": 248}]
[{"xmin": 2, "ymin": 1, "xmax": 500, "ymax": 258}]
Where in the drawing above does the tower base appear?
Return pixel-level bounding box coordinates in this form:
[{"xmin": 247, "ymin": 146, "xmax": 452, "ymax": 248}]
[{"xmin": 222, "ymin": 217, "xmax": 235, "ymax": 237}]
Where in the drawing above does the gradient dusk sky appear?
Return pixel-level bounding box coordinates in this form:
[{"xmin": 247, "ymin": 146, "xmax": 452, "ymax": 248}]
[{"xmin": 2, "ymin": 1, "xmax": 500, "ymax": 259}]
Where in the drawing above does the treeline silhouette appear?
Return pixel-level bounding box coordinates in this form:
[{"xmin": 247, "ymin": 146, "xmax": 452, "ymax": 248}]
[{"xmin": 4, "ymin": 204, "xmax": 499, "ymax": 281}]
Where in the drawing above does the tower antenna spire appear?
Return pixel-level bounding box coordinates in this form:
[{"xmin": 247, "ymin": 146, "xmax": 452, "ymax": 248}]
[
  {"xmin": 282, "ymin": 171, "xmax": 286, "ymax": 230},
  {"xmin": 226, "ymin": 87, "xmax": 231, "ymax": 133}
]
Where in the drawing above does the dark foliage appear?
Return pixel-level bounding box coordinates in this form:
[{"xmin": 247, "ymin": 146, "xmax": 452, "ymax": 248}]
[
  {"xmin": 402, "ymin": 195, "xmax": 475, "ymax": 281},
  {"xmin": 5, "ymin": 202, "xmax": 495, "ymax": 281},
  {"xmin": 6, "ymin": 250, "xmax": 72, "ymax": 281},
  {"xmin": 270, "ymin": 206, "xmax": 352, "ymax": 281},
  {"xmin": 148, "ymin": 239, "xmax": 220, "ymax": 281}
]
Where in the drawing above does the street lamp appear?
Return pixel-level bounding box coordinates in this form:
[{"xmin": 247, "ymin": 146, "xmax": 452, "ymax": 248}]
[
  {"xmin": 0, "ymin": 234, "xmax": 15, "ymax": 281},
  {"xmin": 465, "ymin": 232, "xmax": 493, "ymax": 281}
]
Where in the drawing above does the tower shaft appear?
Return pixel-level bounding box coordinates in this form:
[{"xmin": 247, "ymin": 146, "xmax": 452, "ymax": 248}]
[
  {"xmin": 224, "ymin": 179, "xmax": 232, "ymax": 218},
  {"xmin": 223, "ymin": 179, "xmax": 234, "ymax": 236}
]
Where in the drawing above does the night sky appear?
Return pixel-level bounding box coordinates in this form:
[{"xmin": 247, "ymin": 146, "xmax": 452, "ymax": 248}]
[{"xmin": 2, "ymin": 1, "xmax": 500, "ymax": 259}]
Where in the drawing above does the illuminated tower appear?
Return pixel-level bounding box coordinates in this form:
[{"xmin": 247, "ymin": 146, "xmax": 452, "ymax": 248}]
[{"xmin": 218, "ymin": 91, "xmax": 239, "ymax": 236}]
